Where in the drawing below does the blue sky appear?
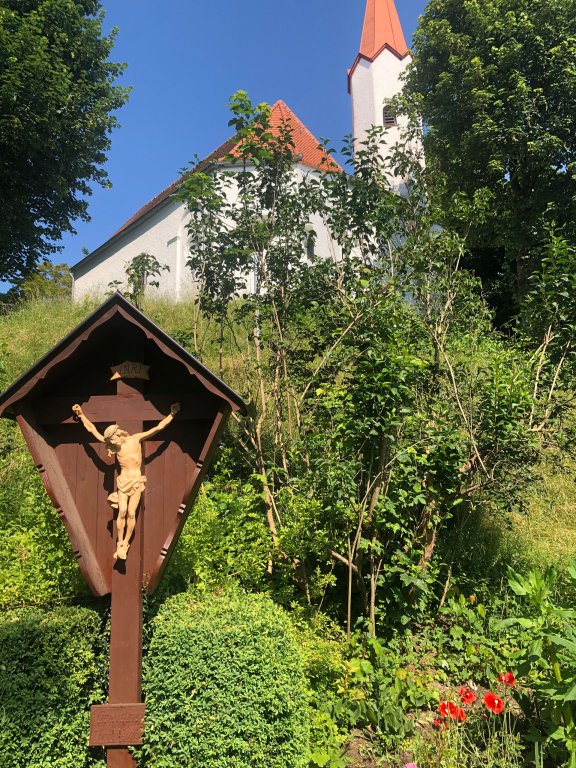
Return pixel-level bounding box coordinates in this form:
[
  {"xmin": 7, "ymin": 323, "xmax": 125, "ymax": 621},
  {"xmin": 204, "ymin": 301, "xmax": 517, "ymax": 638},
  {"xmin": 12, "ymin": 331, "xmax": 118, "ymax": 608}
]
[{"xmin": 55, "ymin": 0, "xmax": 428, "ymax": 269}]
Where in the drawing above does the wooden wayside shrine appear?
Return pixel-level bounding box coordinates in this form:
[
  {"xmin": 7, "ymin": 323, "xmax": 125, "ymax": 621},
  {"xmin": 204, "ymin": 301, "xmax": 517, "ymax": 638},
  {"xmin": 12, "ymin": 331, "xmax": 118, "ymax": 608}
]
[{"xmin": 0, "ymin": 293, "xmax": 246, "ymax": 767}]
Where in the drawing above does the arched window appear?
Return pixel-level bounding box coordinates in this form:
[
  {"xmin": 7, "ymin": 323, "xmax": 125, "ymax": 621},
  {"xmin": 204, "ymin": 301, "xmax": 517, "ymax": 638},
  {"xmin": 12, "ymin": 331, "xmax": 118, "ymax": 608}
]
[
  {"xmin": 383, "ymin": 103, "xmax": 397, "ymax": 128},
  {"xmin": 306, "ymin": 232, "xmax": 315, "ymax": 260}
]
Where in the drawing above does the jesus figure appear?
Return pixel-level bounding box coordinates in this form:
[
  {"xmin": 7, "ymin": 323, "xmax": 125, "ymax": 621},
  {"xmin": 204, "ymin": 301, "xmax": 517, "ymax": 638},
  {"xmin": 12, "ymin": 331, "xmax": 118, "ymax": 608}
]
[{"xmin": 72, "ymin": 402, "xmax": 181, "ymax": 560}]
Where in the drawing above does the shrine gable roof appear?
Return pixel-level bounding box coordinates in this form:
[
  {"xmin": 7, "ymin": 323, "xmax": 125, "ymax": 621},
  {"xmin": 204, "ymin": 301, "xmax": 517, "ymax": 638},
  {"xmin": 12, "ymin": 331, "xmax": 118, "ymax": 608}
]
[{"xmin": 0, "ymin": 293, "xmax": 246, "ymax": 418}]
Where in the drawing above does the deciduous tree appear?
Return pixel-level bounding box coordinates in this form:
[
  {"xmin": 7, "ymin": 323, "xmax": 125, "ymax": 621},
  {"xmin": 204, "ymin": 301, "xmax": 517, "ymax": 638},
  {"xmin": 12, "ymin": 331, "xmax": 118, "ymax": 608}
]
[
  {"xmin": 404, "ymin": 0, "xmax": 576, "ymax": 318},
  {"xmin": 0, "ymin": 0, "xmax": 129, "ymax": 282}
]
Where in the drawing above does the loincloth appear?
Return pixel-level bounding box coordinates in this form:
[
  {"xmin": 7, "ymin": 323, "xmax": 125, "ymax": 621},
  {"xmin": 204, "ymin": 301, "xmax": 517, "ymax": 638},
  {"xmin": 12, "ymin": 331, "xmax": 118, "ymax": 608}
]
[{"xmin": 107, "ymin": 475, "xmax": 147, "ymax": 509}]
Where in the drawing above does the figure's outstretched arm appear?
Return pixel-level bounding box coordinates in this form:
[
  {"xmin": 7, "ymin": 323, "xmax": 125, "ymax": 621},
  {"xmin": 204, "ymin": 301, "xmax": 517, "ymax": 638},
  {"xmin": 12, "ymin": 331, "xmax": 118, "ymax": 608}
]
[
  {"xmin": 135, "ymin": 403, "xmax": 181, "ymax": 442},
  {"xmin": 72, "ymin": 404, "xmax": 105, "ymax": 442}
]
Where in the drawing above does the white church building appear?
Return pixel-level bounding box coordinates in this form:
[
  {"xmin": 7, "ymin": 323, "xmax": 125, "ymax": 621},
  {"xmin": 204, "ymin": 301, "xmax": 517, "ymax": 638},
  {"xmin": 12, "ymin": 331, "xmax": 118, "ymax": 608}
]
[{"xmin": 71, "ymin": 0, "xmax": 412, "ymax": 301}]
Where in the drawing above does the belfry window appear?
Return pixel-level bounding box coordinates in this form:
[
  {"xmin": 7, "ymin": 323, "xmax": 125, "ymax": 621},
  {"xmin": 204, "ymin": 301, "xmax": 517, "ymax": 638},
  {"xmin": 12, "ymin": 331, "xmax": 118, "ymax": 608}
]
[{"xmin": 383, "ymin": 103, "xmax": 397, "ymax": 128}]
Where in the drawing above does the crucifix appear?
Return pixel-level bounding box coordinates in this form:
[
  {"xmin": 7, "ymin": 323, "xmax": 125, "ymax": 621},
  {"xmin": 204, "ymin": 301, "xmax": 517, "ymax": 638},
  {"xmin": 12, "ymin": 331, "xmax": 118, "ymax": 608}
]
[
  {"xmin": 0, "ymin": 294, "xmax": 245, "ymax": 768},
  {"xmin": 72, "ymin": 398, "xmax": 181, "ymax": 561},
  {"xmin": 78, "ymin": 373, "xmax": 173, "ymax": 768}
]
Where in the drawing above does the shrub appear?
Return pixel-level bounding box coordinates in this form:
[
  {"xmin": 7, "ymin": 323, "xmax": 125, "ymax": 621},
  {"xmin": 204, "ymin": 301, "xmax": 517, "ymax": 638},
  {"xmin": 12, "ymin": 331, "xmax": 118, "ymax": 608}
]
[
  {"xmin": 0, "ymin": 606, "xmax": 106, "ymax": 768},
  {"xmin": 138, "ymin": 588, "xmax": 309, "ymax": 768},
  {"xmin": 164, "ymin": 475, "xmax": 270, "ymax": 592}
]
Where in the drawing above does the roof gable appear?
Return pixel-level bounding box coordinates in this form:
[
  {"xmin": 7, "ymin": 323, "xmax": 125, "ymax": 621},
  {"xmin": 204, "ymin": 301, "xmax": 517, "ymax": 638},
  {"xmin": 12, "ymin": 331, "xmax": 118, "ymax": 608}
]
[
  {"xmin": 229, "ymin": 100, "xmax": 341, "ymax": 173},
  {"xmin": 0, "ymin": 293, "xmax": 246, "ymax": 419},
  {"xmin": 0, "ymin": 293, "xmax": 246, "ymax": 596},
  {"xmin": 73, "ymin": 101, "xmax": 340, "ymax": 272}
]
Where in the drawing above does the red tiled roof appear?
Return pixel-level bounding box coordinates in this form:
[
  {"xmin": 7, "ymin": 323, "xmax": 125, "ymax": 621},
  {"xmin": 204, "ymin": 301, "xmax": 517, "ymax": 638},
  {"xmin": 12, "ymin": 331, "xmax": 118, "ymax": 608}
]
[
  {"xmin": 107, "ymin": 100, "xmax": 340, "ymax": 243},
  {"xmin": 229, "ymin": 100, "xmax": 341, "ymax": 173}
]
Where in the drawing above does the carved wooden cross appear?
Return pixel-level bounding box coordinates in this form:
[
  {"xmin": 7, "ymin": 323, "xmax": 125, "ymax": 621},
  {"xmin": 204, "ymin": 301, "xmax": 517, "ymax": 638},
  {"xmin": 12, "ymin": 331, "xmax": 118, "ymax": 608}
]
[{"xmin": 0, "ymin": 295, "xmax": 245, "ymax": 768}]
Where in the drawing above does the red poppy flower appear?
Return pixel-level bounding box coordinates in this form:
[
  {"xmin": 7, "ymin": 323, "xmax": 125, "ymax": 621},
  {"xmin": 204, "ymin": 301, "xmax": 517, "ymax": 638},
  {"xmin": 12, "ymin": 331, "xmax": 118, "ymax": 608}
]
[
  {"xmin": 438, "ymin": 701, "xmax": 450, "ymax": 717},
  {"xmin": 448, "ymin": 701, "xmax": 467, "ymax": 722},
  {"xmin": 433, "ymin": 717, "xmax": 446, "ymax": 730},
  {"xmin": 497, "ymin": 672, "xmax": 515, "ymax": 687},
  {"xmin": 484, "ymin": 692, "xmax": 504, "ymax": 714},
  {"xmin": 459, "ymin": 686, "xmax": 476, "ymax": 706}
]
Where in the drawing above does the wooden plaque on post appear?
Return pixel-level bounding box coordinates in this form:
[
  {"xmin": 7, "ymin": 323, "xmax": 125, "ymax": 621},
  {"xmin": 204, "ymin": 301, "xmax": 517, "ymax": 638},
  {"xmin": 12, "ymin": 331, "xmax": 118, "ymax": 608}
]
[{"xmin": 0, "ymin": 293, "xmax": 246, "ymax": 768}]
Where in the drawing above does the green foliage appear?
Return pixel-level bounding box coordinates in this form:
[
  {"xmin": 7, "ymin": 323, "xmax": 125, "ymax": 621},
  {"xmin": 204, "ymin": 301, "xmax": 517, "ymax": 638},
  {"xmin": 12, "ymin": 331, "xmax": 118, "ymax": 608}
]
[
  {"xmin": 0, "ymin": 295, "xmax": 97, "ymax": 381},
  {"xmin": 164, "ymin": 472, "xmax": 271, "ymax": 591},
  {"xmin": 404, "ymin": 0, "xmax": 576, "ymax": 314},
  {"xmin": 521, "ymin": 228, "xmax": 576, "ymax": 441},
  {"xmin": 0, "ymin": 428, "xmax": 86, "ymax": 609},
  {"xmin": 308, "ymin": 712, "xmax": 347, "ymax": 768},
  {"xmin": 0, "ymin": 261, "xmax": 72, "ymax": 308},
  {"xmin": 333, "ymin": 633, "xmax": 438, "ymax": 744},
  {"xmin": 415, "ymin": 593, "xmax": 520, "ymax": 684},
  {"xmin": 293, "ymin": 619, "xmax": 349, "ymax": 768},
  {"xmin": 108, "ymin": 252, "xmax": 170, "ymax": 309},
  {"xmin": 137, "ymin": 588, "xmax": 309, "ymax": 768},
  {"xmin": 498, "ymin": 564, "xmax": 576, "ymax": 767},
  {"xmin": 0, "ymin": 0, "xmax": 129, "ymax": 281},
  {"xmin": 175, "ymin": 92, "xmax": 548, "ymax": 641},
  {"xmin": 0, "ymin": 605, "xmax": 106, "ymax": 768},
  {"xmin": 0, "ymin": 297, "xmax": 97, "ymax": 607}
]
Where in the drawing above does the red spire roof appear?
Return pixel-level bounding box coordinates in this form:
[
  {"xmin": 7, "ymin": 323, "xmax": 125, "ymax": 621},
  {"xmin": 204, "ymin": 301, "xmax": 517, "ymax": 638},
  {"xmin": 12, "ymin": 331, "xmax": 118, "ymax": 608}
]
[
  {"xmin": 359, "ymin": 0, "xmax": 408, "ymax": 61},
  {"xmin": 348, "ymin": 0, "xmax": 409, "ymax": 91}
]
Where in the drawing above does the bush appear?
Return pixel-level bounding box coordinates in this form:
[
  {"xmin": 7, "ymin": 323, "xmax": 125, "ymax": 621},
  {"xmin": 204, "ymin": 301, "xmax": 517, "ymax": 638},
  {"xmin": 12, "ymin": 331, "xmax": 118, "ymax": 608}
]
[
  {"xmin": 163, "ymin": 475, "xmax": 270, "ymax": 593},
  {"xmin": 0, "ymin": 433, "xmax": 86, "ymax": 609},
  {"xmin": 138, "ymin": 588, "xmax": 309, "ymax": 768},
  {"xmin": 0, "ymin": 606, "xmax": 106, "ymax": 768}
]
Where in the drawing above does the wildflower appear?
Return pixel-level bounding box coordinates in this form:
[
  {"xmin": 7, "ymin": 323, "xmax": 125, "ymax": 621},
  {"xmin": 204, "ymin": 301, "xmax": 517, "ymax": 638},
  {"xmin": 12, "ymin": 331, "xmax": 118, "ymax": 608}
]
[
  {"xmin": 484, "ymin": 691, "xmax": 504, "ymax": 714},
  {"xmin": 405, "ymin": 764, "xmax": 418, "ymax": 768},
  {"xmin": 438, "ymin": 701, "xmax": 450, "ymax": 717},
  {"xmin": 432, "ymin": 718, "xmax": 444, "ymax": 729},
  {"xmin": 497, "ymin": 671, "xmax": 515, "ymax": 687},
  {"xmin": 448, "ymin": 701, "xmax": 467, "ymax": 722},
  {"xmin": 459, "ymin": 686, "xmax": 476, "ymax": 705}
]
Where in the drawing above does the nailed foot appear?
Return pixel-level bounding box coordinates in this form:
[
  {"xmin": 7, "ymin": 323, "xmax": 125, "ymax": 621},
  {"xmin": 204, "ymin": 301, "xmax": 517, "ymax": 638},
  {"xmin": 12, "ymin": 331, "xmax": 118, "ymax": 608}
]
[{"xmin": 114, "ymin": 541, "xmax": 130, "ymax": 560}]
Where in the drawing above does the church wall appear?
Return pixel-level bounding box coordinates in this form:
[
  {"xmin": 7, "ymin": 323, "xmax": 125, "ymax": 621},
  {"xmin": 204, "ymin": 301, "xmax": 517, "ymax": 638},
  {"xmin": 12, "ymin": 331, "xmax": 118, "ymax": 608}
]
[
  {"xmin": 72, "ymin": 199, "xmax": 194, "ymax": 301},
  {"xmin": 73, "ymin": 163, "xmax": 344, "ymax": 302},
  {"xmin": 350, "ymin": 49, "xmax": 411, "ymax": 189}
]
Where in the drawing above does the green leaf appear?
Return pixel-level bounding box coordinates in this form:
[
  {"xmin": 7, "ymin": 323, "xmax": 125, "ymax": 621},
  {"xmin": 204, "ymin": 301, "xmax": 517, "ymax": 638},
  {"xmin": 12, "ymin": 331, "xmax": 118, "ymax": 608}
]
[
  {"xmin": 564, "ymin": 684, "xmax": 576, "ymax": 703},
  {"xmin": 549, "ymin": 635, "xmax": 576, "ymax": 655}
]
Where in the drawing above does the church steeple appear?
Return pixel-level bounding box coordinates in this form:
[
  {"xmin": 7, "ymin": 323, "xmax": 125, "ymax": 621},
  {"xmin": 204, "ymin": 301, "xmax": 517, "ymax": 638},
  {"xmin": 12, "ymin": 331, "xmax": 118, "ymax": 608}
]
[
  {"xmin": 349, "ymin": 0, "xmax": 412, "ymax": 187},
  {"xmin": 358, "ymin": 0, "xmax": 408, "ymax": 60}
]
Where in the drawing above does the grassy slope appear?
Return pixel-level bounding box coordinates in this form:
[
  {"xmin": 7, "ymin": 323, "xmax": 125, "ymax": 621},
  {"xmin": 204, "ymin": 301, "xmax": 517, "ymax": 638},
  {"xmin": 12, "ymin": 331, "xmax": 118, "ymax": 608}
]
[
  {"xmin": 1, "ymin": 297, "xmax": 575, "ymax": 573},
  {"xmin": 518, "ymin": 461, "xmax": 576, "ymax": 566}
]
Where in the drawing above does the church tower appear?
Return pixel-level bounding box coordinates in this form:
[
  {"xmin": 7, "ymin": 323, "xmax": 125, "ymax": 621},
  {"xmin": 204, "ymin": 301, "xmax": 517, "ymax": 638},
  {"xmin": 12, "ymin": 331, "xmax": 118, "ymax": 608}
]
[{"xmin": 348, "ymin": 0, "xmax": 411, "ymax": 172}]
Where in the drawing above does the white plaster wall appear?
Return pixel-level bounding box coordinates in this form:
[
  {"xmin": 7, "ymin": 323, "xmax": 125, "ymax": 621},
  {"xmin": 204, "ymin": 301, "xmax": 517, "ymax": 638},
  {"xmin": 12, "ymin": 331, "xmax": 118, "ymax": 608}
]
[
  {"xmin": 73, "ymin": 163, "xmax": 345, "ymax": 301},
  {"xmin": 350, "ymin": 49, "xmax": 412, "ymax": 187},
  {"xmin": 72, "ymin": 198, "xmax": 194, "ymax": 300}
]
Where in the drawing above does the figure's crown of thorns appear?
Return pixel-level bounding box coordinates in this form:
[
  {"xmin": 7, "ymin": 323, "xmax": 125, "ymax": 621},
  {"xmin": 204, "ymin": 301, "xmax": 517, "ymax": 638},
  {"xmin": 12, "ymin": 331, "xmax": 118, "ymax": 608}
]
[{"xmin": 104, "ymin": 424, "xmax": 121, "ymax": 439}]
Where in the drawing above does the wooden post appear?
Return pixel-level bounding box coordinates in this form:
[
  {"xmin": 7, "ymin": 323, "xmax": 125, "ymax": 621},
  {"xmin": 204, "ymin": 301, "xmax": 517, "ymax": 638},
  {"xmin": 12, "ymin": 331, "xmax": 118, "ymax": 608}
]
[
  {"xmin": 89, "ymin": 378, "xmax": 146, "ymax": 767},
  {"xmin": 107, "ymin": 382, "xmax": 144, "ymax": 767}
]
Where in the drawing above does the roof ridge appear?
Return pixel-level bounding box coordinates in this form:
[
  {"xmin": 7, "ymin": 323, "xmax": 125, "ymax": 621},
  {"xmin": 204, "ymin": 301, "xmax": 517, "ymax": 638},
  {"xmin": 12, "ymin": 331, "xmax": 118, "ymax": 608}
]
[{"xmin": 73, "ymin": 102, "xmax": 340, "ymax": 272}]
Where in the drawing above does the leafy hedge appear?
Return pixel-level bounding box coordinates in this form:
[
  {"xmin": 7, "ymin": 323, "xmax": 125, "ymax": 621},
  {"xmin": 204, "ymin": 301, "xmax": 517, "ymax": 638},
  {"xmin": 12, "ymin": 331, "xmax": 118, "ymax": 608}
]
[
  {"xmin": 0, "ymin": 606, "xmax": 106, "ymax": 768},
  {"xmin": 138, "ymin": 588, "xmax": 309, "ymax": 767},
  {"xmin": 0, "ymin": 422, "xmax": 86, "ymax": 610}
]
